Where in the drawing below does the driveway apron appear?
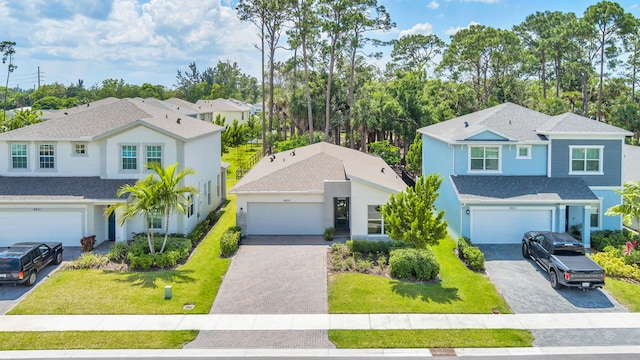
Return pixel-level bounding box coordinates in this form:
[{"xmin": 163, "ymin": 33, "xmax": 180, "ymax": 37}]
[{"xmin": 186, "ymin": 236, "xmax": 334, "ymax": 349}]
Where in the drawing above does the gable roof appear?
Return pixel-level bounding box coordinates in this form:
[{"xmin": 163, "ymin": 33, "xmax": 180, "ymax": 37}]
[
  {"xmin": 196, "ymin": 98, "xmax": 252, "ymax": 112},
  {"xmin": 163, "ymin": 98, "xmax": 202, "ymax": 115},
  {"xmin": 0, "ymin": 98, "xmax": 223, "ymax": 142},
  {"xmin": 230, "ymin": 142, "xmax": 407, "ymax": 194},
  {"xmin": 418, "ymin": 102, "xmax": 632, "ymax": 143},
  {"xmin": 42, "ymin": 97, "xmax": 121, "ymax": 120}
]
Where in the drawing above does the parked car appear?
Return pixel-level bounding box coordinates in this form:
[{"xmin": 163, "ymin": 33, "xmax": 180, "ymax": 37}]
[
  {"xmin": 0, "ymin": 242, "xmax": 63, "ymax": 286},
  {"xmin": 522, "ymin": 231, "xmax": 605, "ymax": 290}
]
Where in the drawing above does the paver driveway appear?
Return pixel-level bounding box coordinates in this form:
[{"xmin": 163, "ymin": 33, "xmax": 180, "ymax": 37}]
[
  {"xmin": 479, "ymin": 244, "xmax": 627, "ymax": 314},
  {"xmin": 187, "ymin": 236, "xmax": 335, "ymax": 349}
]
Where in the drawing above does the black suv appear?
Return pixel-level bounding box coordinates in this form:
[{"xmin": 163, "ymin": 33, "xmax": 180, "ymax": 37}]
[{"xmin": 0, "ymin": 242, "xmax": 63, "ymax": 286}]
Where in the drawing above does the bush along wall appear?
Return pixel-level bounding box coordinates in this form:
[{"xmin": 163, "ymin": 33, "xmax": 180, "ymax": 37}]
[
  {"xmin": 220, "ymin": 226, "xmax": 241, "ymax": 257},
  {"xmin": 457, "ymin": 237, "xmax": 485, "ymax": 271}
]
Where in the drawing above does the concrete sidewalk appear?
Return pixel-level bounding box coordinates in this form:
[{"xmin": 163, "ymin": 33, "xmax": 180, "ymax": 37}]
[{"xmin": 2, "ymin": 312, "xmax": 640, "ymax": 332}]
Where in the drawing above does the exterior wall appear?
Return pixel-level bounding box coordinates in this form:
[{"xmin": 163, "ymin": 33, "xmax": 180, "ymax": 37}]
[
  {"xmin": 550, "ymin": 139, "xmax": 623, "ymax": 186},
  {"xmin": 594, "ymin": 188, "xmax": 623, "ymax": 231},
  {"xmin": 453, "ymin": 143, "xmax": 547, "ymax": 176},
  {"xmin": 467, "ymin": 131, "xmax": 507, "ymax": 141},
  {"xmin": 323, "ymin": 181, "xmax": 351, "ymax": 229},
  {"xmin": 235, "ymin": 193, "xmax": 324, "ymax": 235},
  {"xmin": 350, "ymin": 180, "xmax": 397, "ymax": 240},
  {"xmin": 214, "ymin": 111, "xmax": 249, "ymax": 124},
  {"xmin": 0, "ymin": 141, "xmax": 102, "ymax": 177}
]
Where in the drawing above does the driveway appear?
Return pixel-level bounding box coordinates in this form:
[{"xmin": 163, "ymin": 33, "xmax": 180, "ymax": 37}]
[
  {"xmin": 479, "ymin": 244, "xmax": 627, "ymax": 314},
  {"xmin": 186, "ymin": 236, "xmax": 335, "ymax": 349}
]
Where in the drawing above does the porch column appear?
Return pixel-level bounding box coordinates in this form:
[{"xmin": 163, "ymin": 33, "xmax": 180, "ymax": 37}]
[
  {"xmin": 582, "ymin": 205, "xmax": 591, "ymax": 249},
  {"xmin": 558, "ymin": 205, "xmax": 566, "ymax": 233}
]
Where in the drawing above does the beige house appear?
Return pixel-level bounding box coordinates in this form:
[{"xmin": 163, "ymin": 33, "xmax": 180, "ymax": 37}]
[{"xmin": 195, "ymin": 98, "xmax": 251, "ymax": 124}]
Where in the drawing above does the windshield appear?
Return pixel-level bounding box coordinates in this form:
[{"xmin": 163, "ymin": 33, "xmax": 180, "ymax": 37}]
[{"xmin": 0, "ymin": 258, "xmax": 20, "ymax": 271}]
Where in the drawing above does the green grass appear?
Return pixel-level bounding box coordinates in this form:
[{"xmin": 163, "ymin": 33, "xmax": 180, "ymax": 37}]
[
  {"xmin": 329, "ymin": 329, "xmax": 533, "ymax": 348},
  {"xmin": 8, "ymin": 197, "xmax": 236, "ymax": 315},
  {"xmin": 329, "ymin": 237, "xmax": 511, "ymax": 314},
  {"xmin": 0, "ymin": 331, "xmax": 198, "ymax": 350},
  {"xmin": 605, "ymin": 277, "xmax": 640, "ymax": 312},
  {"xmin": 222, "ymin": 143, "xmax": 261, "ymax": 188}
]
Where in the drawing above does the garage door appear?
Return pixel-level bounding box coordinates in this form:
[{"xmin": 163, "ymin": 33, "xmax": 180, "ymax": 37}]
[
  {"xmin": 0, "ymin": 210, "xmax": 84, "ymax": 247},
  {"xmin": 247, "ymin": 203, "xmax": 324, "ymax": 235},
  {"xmin": 470, "ymin": 208, "xmax": 553, "ymax": 244}
]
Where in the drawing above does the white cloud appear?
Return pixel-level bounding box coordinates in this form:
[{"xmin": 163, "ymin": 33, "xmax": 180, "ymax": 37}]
[
  {"xmin": 445, "ymin": 21, "xmax": 480, "ymax": 36},
  {"xmin": 399, "ymin": 22, "xmax": 433, "ymax": 38},
  {"xmin": 428, "ymin": 1, "xmax": 440, "ymax": 9}
]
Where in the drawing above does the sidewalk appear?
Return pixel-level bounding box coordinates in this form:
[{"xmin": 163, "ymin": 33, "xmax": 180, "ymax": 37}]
[{"xmin": 2, "ymin": 312, "xmax": 640, "ymax": 331}]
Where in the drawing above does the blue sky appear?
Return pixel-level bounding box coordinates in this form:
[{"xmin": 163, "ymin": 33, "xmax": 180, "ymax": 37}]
[{"xmin": 1, "ymin": 0, "xmax": 639, "ymax": 90}]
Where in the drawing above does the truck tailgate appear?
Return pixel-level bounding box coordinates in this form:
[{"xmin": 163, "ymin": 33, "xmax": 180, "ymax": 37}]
[{"xmin": 555, "ymin": 255, "xmax": 604, "ymax": 272}]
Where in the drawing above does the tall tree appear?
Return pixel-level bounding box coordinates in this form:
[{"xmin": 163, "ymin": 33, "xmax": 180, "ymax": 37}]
[
  {"xmin": 1, "ymin": 41, "xmax": 17, "ymax": 117},
  {"xmin": 390, "ymin": 34, "xmax": 445, "ymax": 76},
  {"xmin": 623, "ymin": 24, "xmax": 640, "ymax": 102},
  {"xmin": 583, "ymin": 1, "xmax": 635, "ymax": 120}
]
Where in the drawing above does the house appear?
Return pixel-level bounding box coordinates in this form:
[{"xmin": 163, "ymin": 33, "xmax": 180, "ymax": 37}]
[
  {"xmin": 418, "ymin": 102, "xmax": 633, "ymax": 248},
  {"xmin": 623, "ymin": 144, "xmax": 640, "ymax": 232},
  {"xmin": 163, "ymin": 98, "xmax": 206, "ymax": 121},
  {"xmin": 195, "ymin": 98, "xmax": 252, "ymax": 124},
  {"xmin": 229, "ymin": 142, "xmax": 407, "ymax": 239},
  {"xmin": 0, "ymin": 98, "xmax": 225, "ymax": 248}
]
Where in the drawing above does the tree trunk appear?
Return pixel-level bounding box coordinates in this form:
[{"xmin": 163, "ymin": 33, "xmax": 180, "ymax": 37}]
[
  {"xmin": 261, "ymin": 23, "xmax": 267, "ymax": 155},
  {"xmin": 269, "ymin": 39, "xmax": 276, "ymax": 136},
  {"xmin": 302, "ymin": 36, "xmax": 314, "ymax": 144},
  {"xmin": 541, "ymin": 51, "xmax": 547, "ymax": 99},
  {"xmin": 325, "ymin": 35, "xmax": 339, "ymax": 143},
  {"xmin": 347, "ymin": 41, "xmax": 357, "ymax": 149},
  {"xmin": 598, "ymin": 30, "xmax": 605, "ymax": 121},
  {"xmin": 582, "ymin": 71, "xmax": 589, "ymax": 117}
]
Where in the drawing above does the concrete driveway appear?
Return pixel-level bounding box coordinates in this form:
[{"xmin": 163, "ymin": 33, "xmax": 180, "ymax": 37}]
[{"xmin": 479, "ymin": 244, "xmax": 627, "ymax": 314}]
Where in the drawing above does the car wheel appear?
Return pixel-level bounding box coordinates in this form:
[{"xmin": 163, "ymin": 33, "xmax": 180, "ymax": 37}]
[
  {"xmin": 522, "ymin": 243, "xmax": 529, "ymax": 258},
  {"xmin": 26, "ymin": 271, "xmax": 37, "ymax": 287},
  {"xmin": 54, "ymin": 251, "xmax": 63, "ymax": 265},
  {"xmin": 550, "ymin": 270, "xmax": 562, "ymax": 290}
]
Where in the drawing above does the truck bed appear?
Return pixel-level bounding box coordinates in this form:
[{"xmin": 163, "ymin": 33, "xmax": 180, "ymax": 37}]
[{"xmin": 554, "ymin": 254, "xmax": 603, "ymax": 272}]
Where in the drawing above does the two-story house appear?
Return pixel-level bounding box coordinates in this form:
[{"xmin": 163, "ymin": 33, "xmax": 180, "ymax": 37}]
[
  {"xmin": 0, "ymin": 98, "xmax": 225, "ymax": 248},
  {"xmin": 195, "ymin": 98, "xmax": 252, "ymax": 124},
  {"xmin": 418, "ymin": 102, "xmax": 632, "ymax": 248}
]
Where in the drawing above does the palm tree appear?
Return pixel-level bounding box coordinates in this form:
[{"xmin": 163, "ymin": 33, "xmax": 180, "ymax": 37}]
[
  {"xmin": 606, "ymin": 180, "xmax": 640, "ymax": 232},
  {"xmin": 148, "ymin": 162, "xmax": 198, "ymax": 254},
  {"xmin": 105, "ymin": 175, "xmax": 160, "ymax": 254}
]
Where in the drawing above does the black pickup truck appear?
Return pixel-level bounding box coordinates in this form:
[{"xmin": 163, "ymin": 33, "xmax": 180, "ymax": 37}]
[
  {"xmin": 522, "ymin": 231, "xmax": 605, "ymax": 290},
  {"xmin": 0, "ymin": 242, "xmax": 64, "ymax": 286}
]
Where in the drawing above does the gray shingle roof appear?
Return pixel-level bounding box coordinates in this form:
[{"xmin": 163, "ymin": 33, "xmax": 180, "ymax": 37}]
[
  {"xmin": 0, "ymin": 177, "xmax": 136, "ymax": 201},
  {"xmin": 163, "ymin": 98, "xmax": 202, "ymax": 115},
  {"xmin": 195, "ymin": 98, "xmax": 252, "ymax": 112},
  {"xmin": 451, "ymin": 175, "xmax": 598, "ymax": 203},
  {"xmin": 624, "ymin": 145, "xmax": 640, "ymax": 183},
  {"xmin": 230, "ymin": 142, "xmax": 407, "ymax": 193},
  {"xmin": 418, "ymin": 102, "xmax": 632, "ymax": 143},
  {"xmin": 0, "ymin": 98, "xmax": 223, "ymax": 141}
]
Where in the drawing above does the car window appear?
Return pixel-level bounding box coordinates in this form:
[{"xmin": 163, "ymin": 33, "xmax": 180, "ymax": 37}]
[
  {"xmin": 39, "ymin": 244, "xmax": 49, "ymax": 256},
  {"xmin": 0, "ymin": 258, "xmax": 20, "ymax": 271},
  {"xmin": 542, "ymin": 239, "xmax": 553, "ymax": 252}
]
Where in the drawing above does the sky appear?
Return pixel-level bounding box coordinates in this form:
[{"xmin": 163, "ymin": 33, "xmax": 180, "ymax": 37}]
[{"xmin": 1, "ymin": 0, "xmax": 640, "ymax": 91}]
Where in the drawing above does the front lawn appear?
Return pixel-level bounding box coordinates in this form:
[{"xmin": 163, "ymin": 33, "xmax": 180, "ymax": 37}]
[
  {"xmin": 329, "ymin": 237, "xmax": 511, "ymax": 314},
  {"xmin": 9, "ymin": 197, "xmax": 235, "ymax": 315},
  {"xmin": 329, "ymin": 329, "xmax": 533, "ymax": 348},
  {"xmin": 0, "ymin": 331, "xmax": 197, "ymax": 350},
  {"xmin": 605, "ymin": 278, "xmax": 640, "ymax": 312}
]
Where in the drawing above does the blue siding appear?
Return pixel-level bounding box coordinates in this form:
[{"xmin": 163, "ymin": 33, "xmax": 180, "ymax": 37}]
[
  {"xmin": 454, "ymin": 144, "xmax": 547, "ymax": 175},
  {"xmin": 550, "ymin": 139, "xmax": 623, "ymax": 186},
  {"xmin": 594, "ymin": 189, "xmax": 623, "ymax": 231},
  {"xmin": 467, "ymin": 131, "xmax": 508, "ymax": 141}
]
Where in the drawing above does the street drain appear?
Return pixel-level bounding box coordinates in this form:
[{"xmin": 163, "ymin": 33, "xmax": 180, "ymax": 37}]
[{"xmin": 183, "ymin": 304, "xmax": 195, "ymax": 310}]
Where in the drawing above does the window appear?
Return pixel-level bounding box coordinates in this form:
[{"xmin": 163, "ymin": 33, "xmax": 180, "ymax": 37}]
[
  {"xmin": 470, "ymin": 146, "xmax": 500, "ymax": 171},
  {"xmin": 10, "ymin": 144, "xmax": 27, "ymax": 169},
  {"xmin": 516, "ymin": 145, "xmax": 531, "ymax": 159},
  {"xmin": 207, "ymin": 180, "xmax": 212, "ymax": 205},
  {"xmin": 148, "ymin": 210, "xmax": 162, "ymax": 230},
  {"xmin": 216, "ymin": 175, "xmax": 220, "ymax": 197},
  {"xmin": 121, "ymin": 145, "xmax": 137, "ymax": 170},
  {"xmin": 367, "ymin": 205, "xmax": 384, "ymax": 235},
  {"xmin": 73, "ymin": 143, "xmax": 87, "ymax": 156},
  {"xmin": 187, "ymin": 194, "xmax": 194, "ymax": 218},
  {"xmin": 38, "ymin": 144, "xmax": 55, "ymax": 169},
  {"xmin": 591, "ymin": 203, "xmax": 600, "ymax": 228},
  {"xmin": 145, "ymin": 145, "xmax": 162, "ymax": 167},
  {"xmin": 570, "ymin": 146, "xmax": 603, "ymax": 174}
]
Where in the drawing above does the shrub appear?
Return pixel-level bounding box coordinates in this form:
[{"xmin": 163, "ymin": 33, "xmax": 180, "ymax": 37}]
[
  {"xmin": 347, "ymin": 240, "xmax": 413, "ymax": 256},
  {"xmin": 389, "ymin": 248, "xmax": 439, "ymax": 281},
  {"xmin": 331, "ymin": 243, "xmax": 350, "ymax": 257},
  {"xmin": 591, "ymin": 230, "xmax": 634, "ymax": 251},
  {"xmin": 220, "ymin": 227, "xmax": 241, "ymax": 257},
  {"xmin": 457, "ymin": 237, "xmax": 485, "ymax": 271},
  {"xmin": 106, "ymin": 242, "xmax": 129, "ymax": 262},
  {"xmin": 68, "ymin": 253, "xmax": 109, "ymax": 269},
  {"xmin": 127, "ymin": 235, "xmax": 191, "ymax": 269},
  {"xmin": 590, "ymin": 250, "xmax": 640, "ymax": 280},
  {"xmin": 187, "ymin": 210, "xmax": 220, "ymax": 246},
  {"xmin": 324, "ymin": 227, "xmax": 335, "ymax": 241}
]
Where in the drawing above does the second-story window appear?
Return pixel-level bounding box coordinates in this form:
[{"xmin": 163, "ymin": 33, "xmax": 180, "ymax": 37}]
[
  {"xmin": 39, "ymin": 144, "xmax": 55, "ymax": 169},
  {"xmin": 10, "ymin": 144, "xmax": 27, "ymax": 169},
  {"xmin": 470, "ymin": 146, "xmax": 500, "ymax": 171},
  {"xmin": 121, "ymin": 145, "xmax": 137, "ymax": 171},
  {"xmin": 145, "ymin": 145, "xmax": 162, "ymax": 167},
  {"xmin": 570, "ymin": 146, "xmax": 603, "ymax": 174},
  {"xmin": 73, "ymin": 143, "xmax": 87, "ymax": 156}
]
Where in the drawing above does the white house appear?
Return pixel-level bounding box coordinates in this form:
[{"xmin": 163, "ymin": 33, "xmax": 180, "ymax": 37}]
[
  {"xmin": 195, "ymin": 98, "xmax": 252, "ymax": 124},
  {"xmin": 230, "ymin": 142, "xmax": 407, "ymax": 239},
  {"xmin": 0, "ymin": 98, "xmax": 225, "ymax": 247}
]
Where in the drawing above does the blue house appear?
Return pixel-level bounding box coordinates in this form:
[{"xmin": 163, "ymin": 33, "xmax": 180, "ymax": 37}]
[{"xmin": 418, "ymin": 103, "xmax": 632, "ymax": 248}]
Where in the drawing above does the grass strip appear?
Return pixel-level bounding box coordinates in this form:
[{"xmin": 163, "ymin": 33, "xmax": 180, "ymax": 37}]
[
  {"xmin": 0, "ymin": 331, "xmax": 198, "ymax": 350},
  {"xmin": 604, "ymin": 277, "xmax": 640, "ymax": 312},
  {"xmin": 329, "ymin": 329, "xmax": 533, "ymax": 348}
]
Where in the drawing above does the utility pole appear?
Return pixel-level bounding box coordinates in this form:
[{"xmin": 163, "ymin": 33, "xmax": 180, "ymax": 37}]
[{"xmin": 37, "ymin": 66, "xmax": 40, "ymax": 88}]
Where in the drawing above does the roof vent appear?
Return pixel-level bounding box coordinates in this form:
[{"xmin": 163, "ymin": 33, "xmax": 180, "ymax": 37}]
[
  {"xmin": 290, "ymin": 150, "xmax": 296, "ymax": 156},
  {"xmin": 381, "ymin": 168, "xmax": 385, "ymax": 173},
  {"xmin": 464, "ymin": 121, "xmax": 469, "ymax": 128},
  {"xmin": 177, "ymin": 118, "xmax": 181, "ymax": 124}
]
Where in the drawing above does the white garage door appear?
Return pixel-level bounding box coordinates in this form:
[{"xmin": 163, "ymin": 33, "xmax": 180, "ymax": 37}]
[
  {"xmin": 470, "ymin": 208, "xmax": 553, "ymax": 244},
  {"xmin": 0, "ymin": 210, "xmax": 84, "ymax": 247},
  {"xmin": 247, "ymin": 203, "xmax": 324, "ymax": 235}
]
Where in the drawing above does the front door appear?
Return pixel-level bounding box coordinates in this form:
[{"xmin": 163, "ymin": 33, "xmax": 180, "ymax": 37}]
[
  {"xmin": 108, "ymin": 211, "xmax": 116, "ymax": 241},
  {"xmin": 334, "ymin": 198, "xmax": 349, "ymax": 229}
]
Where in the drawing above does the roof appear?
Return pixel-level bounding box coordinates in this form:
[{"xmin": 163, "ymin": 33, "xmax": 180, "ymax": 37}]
[
  {"xmin": 195, "ymin": 98, "xmax": 252, "ymax": 112},
  {"xmin": 0, "ymin": 176, "xmax": 136, "ymax": 201},
  {"xmin": 0, "ymin": 98, "xmax": 224, "ymax": 142},
  {"xmin": 162, "ymin": 98, "xmax": 202, "ymax": 115},
  {"xmin": 42, "ymin": 97, "xmax": 121, "ymax": 120},
  {"xmin": 451, "ymin": 175, "xmax": 598, "ymax": 204},
  {"xmin": 418, "ymin": 102, "xmax": 632, "ymax": 143},
  {"xmin": 230, "ymin": 142, "xmax": 407, "ymax": 194},
  {"xmin": 624, "ymin": 144, "xmax": 640, "ymax": 183}
]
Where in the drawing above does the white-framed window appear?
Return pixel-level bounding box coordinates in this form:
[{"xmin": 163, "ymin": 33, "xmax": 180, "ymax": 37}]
[
  {"xmin": 469, "ymin": 146, "xmax": 501, "ymax": 172},
  {"xmin": 148, "ymin": 210, "xmax": 162, "ymax": 230},
  {"xmin": 145, "ymin": 145, "xmax": 162, "ymax": 168},
  {"xmin": 10, "ymin": 143, "xmax": 28, "ymax": 169},
  {"xmin": 121, "ymin": 145, "xmax": 137, "ymax": 171},
  {"xmin": 38, "ymin": 144, "xmax": 55, "ymax": 169},
  {"xmin": 591, "ymin": 200, "xmax": 602, "ymax": 229},
  {"xmin": 208, "ymin": 180, "xmax": 212, "ymax": 205},
  {"xmin": 187, "ymin": 194, "xmax": 194, "ymax": 218},
  {"xmin": 367, "ymin": 205, "xmax": 384, "ymax": 235},
  {"xmin": 216, "ymin": 175, "xmax": 220, "ymax": 197},
  {"xmin": 516, "ymin": 145, "xmax": 531, "ymax": 159},
  {"xmin": 570, "ymin": 146, "xmax": 603, "ymax": 174},
  {"xmin": 72, "ymin": 143, "xmax": 88, "ymax": 157}
]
